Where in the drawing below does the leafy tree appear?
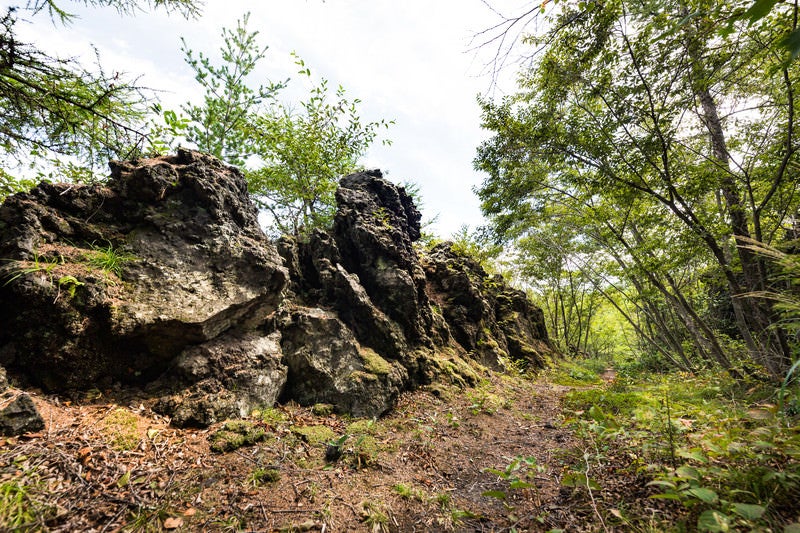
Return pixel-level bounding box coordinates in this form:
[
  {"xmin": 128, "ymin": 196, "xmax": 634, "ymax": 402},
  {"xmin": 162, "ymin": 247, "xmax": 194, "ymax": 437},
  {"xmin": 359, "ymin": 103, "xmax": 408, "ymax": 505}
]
[
  {"xmin": 475, "ymin": 0, "xmax": 800, "ymax": 379},
  {"xmin": 176, "ymin": 18, "xmax": 392, "ymax": 236},
  {"xmin": 447, "ymin": 224, "xmax": 502, "ymax": 272},
  {"xmin": 0, "ymin": 0, "xmax": 201, "ymax": 200},
  {"xmin": 247, "ymin": 59, "xmax": 392, "ymax": 236}
]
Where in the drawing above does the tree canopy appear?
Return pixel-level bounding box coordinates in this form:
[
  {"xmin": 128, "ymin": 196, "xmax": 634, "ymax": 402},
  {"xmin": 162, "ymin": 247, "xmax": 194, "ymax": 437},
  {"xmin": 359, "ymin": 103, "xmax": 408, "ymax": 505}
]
[
  {"xmin": 167, "ymin": 16, "xmax": 392, "ymax": 236},
  {"xmin": 475, "ymin": 0, "xmax": 800, "ymax": 379}
]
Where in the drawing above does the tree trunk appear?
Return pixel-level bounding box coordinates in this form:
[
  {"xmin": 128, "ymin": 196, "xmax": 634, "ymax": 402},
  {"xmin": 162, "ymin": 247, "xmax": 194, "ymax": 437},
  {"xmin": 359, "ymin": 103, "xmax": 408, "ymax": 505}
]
[{"xmin": 683, "ymin": 19, "xmax": 791, "ymax": 377}]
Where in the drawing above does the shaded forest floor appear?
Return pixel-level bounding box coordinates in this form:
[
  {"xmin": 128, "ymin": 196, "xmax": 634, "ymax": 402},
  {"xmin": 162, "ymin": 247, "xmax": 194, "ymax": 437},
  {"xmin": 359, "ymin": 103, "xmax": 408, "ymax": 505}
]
[{"xmin": 1, "ymin": 360, "xmax": 799, "ymax": 532}]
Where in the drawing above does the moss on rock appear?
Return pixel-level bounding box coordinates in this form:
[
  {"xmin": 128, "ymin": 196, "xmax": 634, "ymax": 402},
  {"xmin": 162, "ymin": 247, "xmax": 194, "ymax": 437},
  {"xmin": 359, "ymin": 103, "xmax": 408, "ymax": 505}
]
[
  {"xmin": 359, "ymin": 347, "xmax": 392, "ymax": 376},
  {"xmin": 291, "ymin": 424, "xmax": 336, "ymax": 445}
]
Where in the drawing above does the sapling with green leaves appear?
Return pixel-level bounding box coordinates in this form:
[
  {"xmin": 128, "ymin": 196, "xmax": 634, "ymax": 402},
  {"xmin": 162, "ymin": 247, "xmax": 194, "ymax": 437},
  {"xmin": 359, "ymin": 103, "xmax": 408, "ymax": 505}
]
[{"xmin": 175, "ymin": 18, "xmax": 393, "ymax": 236}]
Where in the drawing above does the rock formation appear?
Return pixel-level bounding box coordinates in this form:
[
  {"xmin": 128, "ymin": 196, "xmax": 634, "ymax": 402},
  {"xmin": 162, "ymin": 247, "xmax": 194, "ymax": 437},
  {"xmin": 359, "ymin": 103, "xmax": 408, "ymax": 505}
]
[
  {"xmin": 423, "ymin": 243, "xmax": 549, "ymax": 370},
  {"xmin": 0, "ymin": 150, "xmax": 553, "ymax": 431}
]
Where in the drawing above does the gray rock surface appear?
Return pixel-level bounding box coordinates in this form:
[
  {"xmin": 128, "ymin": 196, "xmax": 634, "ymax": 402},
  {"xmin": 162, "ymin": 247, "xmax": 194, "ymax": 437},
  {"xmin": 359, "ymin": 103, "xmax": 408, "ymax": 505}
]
[
  {"xmin": 422, "ymin": 242, "xmax": 551, "ymax": 370},
  {"xmin": 154, "ymin": 331, "xmax": 287, "ymax": 427},
  {"xmin": 332, "ymin": 171, "xmax": 436, "ymax": 345},
  {"xmin": 0, "ymin": 391, "xmax": 44, "ymax": 436},
  {"xmin": 0, "ymin": 149, "xmax": 287, "ymax": 391},
  {"xmin": 278, "ymin": 306, "xmax": 406, "ymax": 418},
  {"xmin": 0, "ymin": 151, "xmax": 553, "ymax": 427}
]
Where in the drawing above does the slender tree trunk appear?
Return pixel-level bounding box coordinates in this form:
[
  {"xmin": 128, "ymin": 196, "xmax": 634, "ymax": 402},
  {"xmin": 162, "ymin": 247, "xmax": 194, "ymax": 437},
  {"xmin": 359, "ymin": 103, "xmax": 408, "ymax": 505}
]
[{"xmin": 682, "ymin": 18, "xmax": 791, "ymax": 377}]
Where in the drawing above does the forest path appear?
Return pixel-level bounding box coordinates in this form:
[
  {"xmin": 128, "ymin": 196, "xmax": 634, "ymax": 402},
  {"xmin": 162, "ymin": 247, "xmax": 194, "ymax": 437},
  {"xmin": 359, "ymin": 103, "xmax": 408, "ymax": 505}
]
[{"xmin": 3, "ymin": 371, "xmax": 615, "ymax": 532}]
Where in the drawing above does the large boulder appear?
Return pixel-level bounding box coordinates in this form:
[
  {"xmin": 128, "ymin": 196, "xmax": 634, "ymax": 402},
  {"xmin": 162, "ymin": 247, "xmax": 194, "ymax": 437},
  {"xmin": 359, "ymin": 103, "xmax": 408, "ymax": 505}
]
[
  {"xmin": 0, "ymin": 392, "xmax": 44, "ymax": 437},
  {"xmin": 153, "ymin": 331, "xmax": 287, "ymax": 427},
  {"xmin": 274, "ymin": 173, "xmax": 455, "ymax": 388},
  {"xmin": 0, "ymin": 149, "xmax": 287, "ymax": 391},
  {"xmin": 277, "ymin": 306, "xmax": 406, "ymax": 418}
]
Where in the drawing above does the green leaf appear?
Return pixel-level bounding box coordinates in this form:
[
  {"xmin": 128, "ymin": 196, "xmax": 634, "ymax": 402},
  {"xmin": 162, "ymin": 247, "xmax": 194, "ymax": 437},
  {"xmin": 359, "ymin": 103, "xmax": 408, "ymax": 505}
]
[
  {"xmin": 588, "ymin": 405, "xmax": 606, "ymax": 422},
  {"xmin": 729, "ymin": 503, "xmax": 766, "ymax": 520},
  {"xmin": 117, "ymin": 470, "xmax": 131, "ymax": 488},
  {"xmin": 677, "ymin": 449, "xmax": 708, "ymax": 463},
  {"xmin": 744, "ymin": 0, "xmax": 779, "ymax": 24},
  {"xmin": 481, "ymin": 490, "xmax": 507, "ymax": 500},
  {"xmin": 783, "ymin": 523, "xmax": 800, "ymax": 533},
  {"xmin": 509, "ymin": 480, "xmax": 534, "ymax": 490},
  {"xmin": 646, "ymin": 480, "xmax": 677, "ymax": 489},
  {"xmin": 451, "ymin": 509, "xmax": 481, "ymax": 520},
  {"xmin": 685, "ymin": 487, "xmax": 719, "ymax": 504},
  {"xmin": 650, "ymin": 493, "xmax": 682, "ymax": 501},
  {"xmin": 697, "ymin": 510, "xmax": 731, "ymax": 532},
  {"xmin": 675, "ymin": 466, "xmax": 701, "ymax": 480},
  {"xmin": 781, "ymin": 28, "xmax": 800, "ymax": 62},
  {"xmin": 561, "ymin": 473, "xmax": 601, "ymax": 490}
]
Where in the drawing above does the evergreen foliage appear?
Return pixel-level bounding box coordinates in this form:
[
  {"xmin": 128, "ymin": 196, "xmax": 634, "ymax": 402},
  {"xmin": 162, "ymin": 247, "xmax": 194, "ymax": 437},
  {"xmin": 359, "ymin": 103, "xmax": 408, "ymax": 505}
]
[{"xmin": 0, "ymin": 0, "xmax": 201, "ymax": 198}]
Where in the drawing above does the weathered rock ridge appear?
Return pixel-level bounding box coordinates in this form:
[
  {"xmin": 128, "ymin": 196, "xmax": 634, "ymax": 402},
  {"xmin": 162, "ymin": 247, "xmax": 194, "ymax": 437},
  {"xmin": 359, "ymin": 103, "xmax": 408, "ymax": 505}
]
[{"xmin": 0, "ymin": 150, "xmax": 553, "ymax": 430}]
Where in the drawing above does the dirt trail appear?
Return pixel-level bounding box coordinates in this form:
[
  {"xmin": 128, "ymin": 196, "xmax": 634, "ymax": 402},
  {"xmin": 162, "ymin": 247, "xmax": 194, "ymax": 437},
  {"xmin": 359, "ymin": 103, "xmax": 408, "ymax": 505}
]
[{"xmin": 1, "ymin": 374, "xmax": 603, "ymax": 532}]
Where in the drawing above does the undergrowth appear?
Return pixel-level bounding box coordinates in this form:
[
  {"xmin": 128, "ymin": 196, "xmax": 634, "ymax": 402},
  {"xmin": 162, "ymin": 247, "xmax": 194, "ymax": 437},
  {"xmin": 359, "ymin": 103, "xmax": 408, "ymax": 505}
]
[{"xmin": 556, "ymin": 357, "xmax": 800, "ymax": 531}]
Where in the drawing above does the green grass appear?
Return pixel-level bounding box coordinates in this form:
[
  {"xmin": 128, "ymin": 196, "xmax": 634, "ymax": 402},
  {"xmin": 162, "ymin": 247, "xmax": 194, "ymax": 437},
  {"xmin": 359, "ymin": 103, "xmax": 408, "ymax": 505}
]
[
  {"xmin": 392, "ymin": 483, "xmax": 426, "ymax": 501},
  {"xmin": 2, "ymin": 253, "xmax": 61, "ymax": 286},
  {"xmin": 558, "ymin": 359, "xmax": 800, "ymax": 532},
  {"xmin": 546, "ymin": 357, "xmax": 607, "ymax": 386},
  {"xmin": 0, "ymin": 455, "xmax": 60, "ymax": 531},
  {"xmin": 83, "ymin": 242, "xmax": 135, "ymax": 278},
  {"xmin": 0, "ymin": 479, "xmax": 52, "ymax": 530}
]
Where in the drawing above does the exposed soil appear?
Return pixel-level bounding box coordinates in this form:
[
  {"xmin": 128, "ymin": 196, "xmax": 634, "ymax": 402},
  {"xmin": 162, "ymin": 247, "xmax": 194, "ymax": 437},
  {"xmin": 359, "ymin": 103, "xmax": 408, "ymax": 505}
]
[{"xmin": 0, "ymin": 371, "xmax": 661, "ymax": 532}]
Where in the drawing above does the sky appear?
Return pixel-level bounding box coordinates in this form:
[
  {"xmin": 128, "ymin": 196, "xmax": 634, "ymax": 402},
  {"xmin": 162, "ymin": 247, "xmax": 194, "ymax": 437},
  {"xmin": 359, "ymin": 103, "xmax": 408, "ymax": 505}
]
[{"xmin": 9, "ymin": 0, "xmax": 532, "ymax": 237}]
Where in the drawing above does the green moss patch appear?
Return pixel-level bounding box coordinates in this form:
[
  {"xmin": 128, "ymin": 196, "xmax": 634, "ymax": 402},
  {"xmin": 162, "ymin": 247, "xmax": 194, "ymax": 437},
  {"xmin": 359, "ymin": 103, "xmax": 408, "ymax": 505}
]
[
  {"xmin": 359, "ymin": 347, "xmax": 393, "ymax": 376},
  {"xmin": 310, "ymin": 403, "xmax": 334, "ymax": 416},
  {"xmin": 248, "ymin": 468, "xmax": 281, "ymax": 487},
  {"xmin": 345, "ymin": 419, "xmax": 377, "ymax": 436},
  {"xmin": 209, "ymin": 420, "xmax": 267, "ymax": 453},
  {"xmin": 291, "ymin": 425, "xmax": 336, "ymax": 445},
  {"xmin": 102, "ymin": 408, "xmax": 140, "ymax": 451}
]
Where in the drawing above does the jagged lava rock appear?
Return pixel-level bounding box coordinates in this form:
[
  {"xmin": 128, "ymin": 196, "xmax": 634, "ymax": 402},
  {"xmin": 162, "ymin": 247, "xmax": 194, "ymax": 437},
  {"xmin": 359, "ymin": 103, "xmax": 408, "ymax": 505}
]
[
  {"xmin": 277, "ymin": 305, "xmax": 406, "ymax": 417},
  {"xmin": 332, "ymin": 171, "xmax": 437, "ymax": 346},
  {"xmin": 277, "ymin": 229, "xmax": 409, "ymax": 361},
  {"xmin": 0, "ymin": 149, "xmax": 287, "ymax": 390},
  {"xmin": 422, "ymin": 242, "xmax": 551, "ymax": 370},
  {"xmin": 0, "ymin": 151, "xmax": 552, "ymax": 427}
]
